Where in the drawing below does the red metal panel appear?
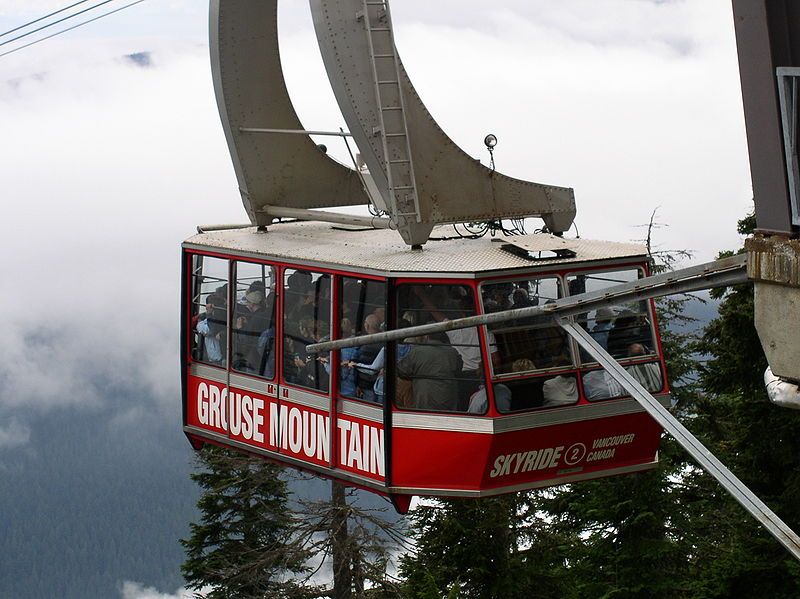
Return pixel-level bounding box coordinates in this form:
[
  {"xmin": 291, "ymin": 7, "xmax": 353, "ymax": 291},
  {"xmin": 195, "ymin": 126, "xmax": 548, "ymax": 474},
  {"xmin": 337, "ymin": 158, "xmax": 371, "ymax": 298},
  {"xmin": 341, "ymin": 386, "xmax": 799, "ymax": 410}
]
[
  {"xmin": 391, "ymin": 428, "xmax": 493, "ymax": 490},
  {"xmin": 482, "ymin": 412, "xmax": 661, "ymax": 489},
  {"xmin": 390, "ymin": 411, "xmax": 661, "ymax": 493}
]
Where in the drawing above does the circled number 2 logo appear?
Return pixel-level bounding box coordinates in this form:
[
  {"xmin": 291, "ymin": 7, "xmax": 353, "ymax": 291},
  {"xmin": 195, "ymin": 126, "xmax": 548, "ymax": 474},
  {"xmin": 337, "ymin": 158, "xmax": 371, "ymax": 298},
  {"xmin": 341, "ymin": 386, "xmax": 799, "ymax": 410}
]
[{"xmin": 564, "ymin": 443, "xmax": 587, "ymax": 466}]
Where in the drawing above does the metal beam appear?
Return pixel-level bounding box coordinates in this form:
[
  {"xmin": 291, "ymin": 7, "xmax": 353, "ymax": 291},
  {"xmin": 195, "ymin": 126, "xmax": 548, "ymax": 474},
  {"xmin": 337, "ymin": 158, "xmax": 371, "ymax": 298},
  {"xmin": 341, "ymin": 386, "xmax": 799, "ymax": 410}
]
[
  {"xmin": 307, "ymin": 254, "xmax": 748, "ymax": 354},
  {"xmin": 259, "ymin": 205, "xmax": 395, "ymax": 229},
  {"xmin": 558, "ymin": 318, "xmax": 800, "ymax": 561},
  {"xmin": 239, "ymin": 127, "xmax": 353, "ymax": 137}
]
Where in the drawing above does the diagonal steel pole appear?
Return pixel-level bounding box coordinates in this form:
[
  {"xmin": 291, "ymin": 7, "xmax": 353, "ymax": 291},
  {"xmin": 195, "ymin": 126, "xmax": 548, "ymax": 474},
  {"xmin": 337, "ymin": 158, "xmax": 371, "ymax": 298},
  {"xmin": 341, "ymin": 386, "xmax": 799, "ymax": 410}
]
[
  {"xmin": 307, "ymin": 254, "xmax": 747, "ymax": 355},
  {"xmin": 558, "ymin": 318, "xmax": 800, "ymax": 561}
]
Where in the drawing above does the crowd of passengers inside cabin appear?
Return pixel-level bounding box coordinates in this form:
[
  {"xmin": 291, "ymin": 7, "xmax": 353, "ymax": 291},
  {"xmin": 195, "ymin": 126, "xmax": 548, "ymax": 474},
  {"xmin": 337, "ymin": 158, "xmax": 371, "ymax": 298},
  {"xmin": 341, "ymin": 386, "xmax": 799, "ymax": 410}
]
[{"xmin": 193, "ymin": 270, "xmax": 663, "ymax": 416}]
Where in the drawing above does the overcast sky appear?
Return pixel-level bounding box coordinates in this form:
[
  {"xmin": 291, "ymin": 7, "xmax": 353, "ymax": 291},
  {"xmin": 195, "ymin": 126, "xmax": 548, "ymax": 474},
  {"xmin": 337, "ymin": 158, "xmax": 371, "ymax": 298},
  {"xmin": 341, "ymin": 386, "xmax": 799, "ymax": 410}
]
[
  {"xmin": 0, "ymin": 2, "xmax": 756, "ymax": 596},
  {"xmin": 0, "ymin": 0, "xmax": 755, "ymax": 425}
]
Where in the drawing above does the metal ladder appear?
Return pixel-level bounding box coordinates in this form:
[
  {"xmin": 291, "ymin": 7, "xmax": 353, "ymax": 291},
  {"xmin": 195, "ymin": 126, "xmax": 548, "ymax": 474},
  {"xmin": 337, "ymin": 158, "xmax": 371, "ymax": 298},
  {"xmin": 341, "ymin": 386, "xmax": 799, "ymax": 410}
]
[{"xmin": 360, "ymin": 0, "xmax": 421, "ymax": 223}]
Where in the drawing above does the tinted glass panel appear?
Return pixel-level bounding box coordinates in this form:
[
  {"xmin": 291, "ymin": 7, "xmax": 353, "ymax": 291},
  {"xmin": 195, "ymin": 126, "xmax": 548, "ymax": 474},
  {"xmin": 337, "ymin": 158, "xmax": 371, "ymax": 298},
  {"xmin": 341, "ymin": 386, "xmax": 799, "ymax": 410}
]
[
  {"xmin": 339, "ymin": 278, "xmax": 387, "ymax": 403},
  {"xmin": 395, "ymin": 284, "xmax": 485, "ymax": 413},
  {"xmin": 190, "ymin": 255, "xmax": 228, "ymax": 367},
  {"xmin": 232, "ymin": 262, "xmax": 277, "ymax": 379},
  {"xmin": 481, "ymin": 276, "xmax": 573, "ymax": 374},
  {"xmin": 283, "ymin": 269, "xmax": 331, "ymax": 393},
  {"xmin": 567, "ymin": 269, "xmax": 658, "ymax": 362}
]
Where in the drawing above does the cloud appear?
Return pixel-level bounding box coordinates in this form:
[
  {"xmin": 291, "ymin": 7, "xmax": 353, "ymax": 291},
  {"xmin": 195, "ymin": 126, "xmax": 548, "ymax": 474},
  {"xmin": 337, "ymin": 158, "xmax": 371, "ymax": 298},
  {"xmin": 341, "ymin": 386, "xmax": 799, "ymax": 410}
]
[
  {"xmin": 120, "ymin": 581, "xmax": 207, "ymax": 599},
  {"xmin": 0, "ymin": 45, "xmax": 238, "ymax": 418},
  {"xmin": 0, "ymin": 1, "xmax": 752, "ymax": 425},
  {"xmin": 0, "ymin": 419, "xmax": 31, "ymax": 450}
]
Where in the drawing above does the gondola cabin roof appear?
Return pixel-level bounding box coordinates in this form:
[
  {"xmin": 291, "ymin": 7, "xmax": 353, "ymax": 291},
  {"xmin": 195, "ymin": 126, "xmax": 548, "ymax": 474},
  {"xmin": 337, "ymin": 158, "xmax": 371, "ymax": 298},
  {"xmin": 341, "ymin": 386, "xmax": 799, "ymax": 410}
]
[{"xmin": 183, "ymin": 222, "xmax": 649, "ymax": 276}]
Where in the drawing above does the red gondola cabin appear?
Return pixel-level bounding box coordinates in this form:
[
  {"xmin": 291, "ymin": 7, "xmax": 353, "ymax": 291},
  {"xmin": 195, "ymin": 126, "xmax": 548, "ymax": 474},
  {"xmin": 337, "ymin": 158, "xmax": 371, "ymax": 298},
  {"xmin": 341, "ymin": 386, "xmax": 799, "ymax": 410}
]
[{"xmin": 182, "ymin": 222, "xmax": 670, "ymax": 512}]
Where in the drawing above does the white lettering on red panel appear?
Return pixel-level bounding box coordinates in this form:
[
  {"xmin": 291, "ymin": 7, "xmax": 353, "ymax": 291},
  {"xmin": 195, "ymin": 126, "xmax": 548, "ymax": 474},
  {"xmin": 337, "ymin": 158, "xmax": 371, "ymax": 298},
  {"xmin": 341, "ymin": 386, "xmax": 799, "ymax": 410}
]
[
  {"xmin": 196, "ymin": 382, "xmax": 265, "ymax": 443},
  {"xmin": 337, "ymin": 420, "xmax": 385, "ymax": 477},
  {"xmin": 488, "ymin": 433, "xmax": 638, "ymax": 479},
  {"xmin": 269, "ymin": 404, "xmax": 330, "ymax": 462},
  {"xmin": 195, "ymin": 382, "xmax": 385, "ymax": 478}
]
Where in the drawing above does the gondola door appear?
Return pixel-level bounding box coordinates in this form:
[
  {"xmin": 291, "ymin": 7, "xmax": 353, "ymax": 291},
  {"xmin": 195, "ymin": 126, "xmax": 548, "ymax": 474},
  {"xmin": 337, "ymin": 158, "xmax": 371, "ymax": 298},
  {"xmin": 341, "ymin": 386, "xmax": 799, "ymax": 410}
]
[
  {"xmin": 275, "ymin": 267, "xmax": 335, "ymax": 471},
  {"xmin": 331, "ymin": 275, "xmax": 388, "ymax": 486}
]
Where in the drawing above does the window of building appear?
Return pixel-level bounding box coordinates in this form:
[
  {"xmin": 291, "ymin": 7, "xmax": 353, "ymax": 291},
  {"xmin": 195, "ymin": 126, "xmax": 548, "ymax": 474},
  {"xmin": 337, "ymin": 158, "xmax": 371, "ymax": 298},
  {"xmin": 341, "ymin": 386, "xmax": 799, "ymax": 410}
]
[
  {"xmin": 394, "ymin": 283, "xmax": 486, "ymax": 413},
  {"xmin": 283, "ymin": 268, "xmax": 331, "ymax": 393},
  {"xmin": 480, "ymin": 276, "xmax": 573, "ymax": 375},
  {"xmin": 190, "ymin": 255, "xmax": 229, "ymax": 368},
  {"xmin": 231, "ymin": 262, "xmax": 277, "ymax": 379},
  {"xmin": 338, "ymin": 277, "xmax": 387, "ymax": 403},
  {"xmin": 566, "ymin": 268, "xmax": 658, "ymax": 363}
]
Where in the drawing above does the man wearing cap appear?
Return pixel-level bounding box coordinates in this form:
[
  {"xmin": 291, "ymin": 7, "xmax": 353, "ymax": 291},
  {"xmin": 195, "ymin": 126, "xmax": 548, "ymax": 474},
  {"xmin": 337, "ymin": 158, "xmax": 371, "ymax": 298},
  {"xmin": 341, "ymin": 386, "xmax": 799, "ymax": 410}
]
[{"xmin": 232, "ymin": 288, "xmax": 272, "ymax": 373}]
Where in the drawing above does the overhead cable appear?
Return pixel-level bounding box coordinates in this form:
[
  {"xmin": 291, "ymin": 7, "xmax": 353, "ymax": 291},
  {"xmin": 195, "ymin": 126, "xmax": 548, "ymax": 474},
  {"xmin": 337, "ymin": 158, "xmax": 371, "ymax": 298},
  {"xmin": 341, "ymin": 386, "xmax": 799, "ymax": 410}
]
[
  {"xmin": 0, "ymin": 0, "xmax": 147, "ymax": 59},
  {"xmin": 0, "ymin": 0, "xmax": 95, "ymax": 39},
  {"xmin": 0, "ymin": 0, "xmax": 120, "ymax": 48}
]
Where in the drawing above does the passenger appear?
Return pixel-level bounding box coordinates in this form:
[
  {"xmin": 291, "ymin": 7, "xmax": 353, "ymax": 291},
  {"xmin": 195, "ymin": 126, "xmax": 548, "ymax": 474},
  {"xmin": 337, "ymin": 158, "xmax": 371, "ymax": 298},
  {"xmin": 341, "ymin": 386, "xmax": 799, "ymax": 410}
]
[
  {"xmin": 397, "ymin": 330, "xmax": 463, "ymax": 412},
  {"xmin": 413, "ymin": 288, "xmax": 499, "ymax": 406},
  {"xmin": 582, "ymin": 369, "xmax": 624, "ymax": 401},
  {"xmin": 295, "ymin": 319, "xmax": 330, "ymax": 391},
  {"xmin": 348, "ymin": 347, "xmax": 385, "ymax": 404},
  {"xmin": 215, "ymin": 283, "xmax": 228, "ymax": 304},
  {"xmin": 247, "ymin": 293, "xmax": 275, "ymax": 377},
  {"xmin": 337, "ymin": 319, "xmax": 359, "ymax": 398},
  {"xmin": 512, "ymin": 358, "xmax": 536, "ymax": 373},
  {"xmin": 256, "ymin": 321, "xmax": 276, "ymax": 379},
  {"xmin": 353, "ymin": 314, "xmax": 383, "ymax": 402},
  {"xmin": 542, "ymin": 375, "xmax": 578, "ymax": 407},
  {"xmin": 591, "ymin": 307, "xmax": 615, "ymax": 350},
  {"xmin": 527, "ymin": 300, "xmax": 570, "ymax": 368},
  {"xmin": 468, "ymin": 383, "xmax": 512, "ymax": 414},
  {"xmin": 371, "ymin": 306, "xmax": 386, "ymax": 330},
  {"xmin": 196, "ymin": 293, "xmax": 226, "ymax": 365},
  {"xmin": 232, "ymin": 289, "xmax": 271, "ymax": 373},
  {"xmin": 541, "ymin": 356, "xmax": 578, "ymax": 407},
  {"xmin": 511, "ymin": 288, "xmax": 535, "ymax": 310},
  {"xmin": 283, "ymin": 336, "xmax": 303, "ymax": 385},
  {"xmin": 607, "ymin": 311, "xmax": 651, "ymax": 358},
  {"xmin": 625, "ymin": 343, "xmax": 662, "ymax": 392},
  {"xmin": 284, "ymin": 271, "xmax": 315, "ymax": 332},
  {"xmin": 489, "ymin": 284, "xmax": 513, "ymax": 311}
]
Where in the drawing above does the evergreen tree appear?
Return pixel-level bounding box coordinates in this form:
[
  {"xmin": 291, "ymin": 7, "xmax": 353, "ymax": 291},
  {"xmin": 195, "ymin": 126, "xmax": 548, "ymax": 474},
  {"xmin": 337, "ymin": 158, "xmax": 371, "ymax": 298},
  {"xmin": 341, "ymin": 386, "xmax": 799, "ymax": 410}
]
[
  {"xmin": 181, "ymin": 445, "xmax": 314, "ymax": 598},
  {"xmin": 675, "ymin": 213, "xmax": 800, "ymax": 597},
  {"xmin": 399, "ymin": 494, "xmax": 571, "ymax": 598},
  {"xmin": 296, "ymin": 481, "xmax": 406, "ymax": 599},
  {"xmin": 182, "ymin": 448, "xmax": 401, "ymax": 598}
]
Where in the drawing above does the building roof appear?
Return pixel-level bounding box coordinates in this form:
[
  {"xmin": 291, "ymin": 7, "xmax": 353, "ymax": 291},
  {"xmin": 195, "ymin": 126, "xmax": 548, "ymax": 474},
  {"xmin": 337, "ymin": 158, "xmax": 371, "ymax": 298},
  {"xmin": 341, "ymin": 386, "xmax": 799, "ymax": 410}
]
[{"xmin": 183, "ymin": 222, "xmax": 648, "ymax": 277}]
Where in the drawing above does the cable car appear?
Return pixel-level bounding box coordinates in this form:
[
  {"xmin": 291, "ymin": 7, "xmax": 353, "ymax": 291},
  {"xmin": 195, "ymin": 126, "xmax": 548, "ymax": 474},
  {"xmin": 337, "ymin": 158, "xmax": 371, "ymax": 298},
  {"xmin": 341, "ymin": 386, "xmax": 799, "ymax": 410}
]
[
  {"xmin": 181, "ymin": 223, "xmax": 669, "ymax": 512},
  {"xmin": 182, "ymin": 0, "xmax": 672, "ymax": 512},
  {"xmin": 179, "ymin": 0, "xmax": 800, "ymax": 557}
]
